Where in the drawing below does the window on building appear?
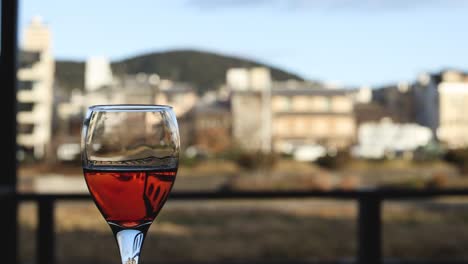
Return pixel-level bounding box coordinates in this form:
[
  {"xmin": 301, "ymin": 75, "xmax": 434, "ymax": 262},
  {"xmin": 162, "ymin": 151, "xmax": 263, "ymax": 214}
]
[
  {"xmin": 282, "ymin": 96, "xmax": 292, "ymax": 111},
  {"xmin": 19, "ymin": 50, "xmax": 40, "ymax": 68},
  {"xmin": 294, "ymin": 118, "xmax": 306, "ymax": 135},
  {"xmin": 325, "ymin": 97, "xmax": 332, "ymax": 112},
  {"xmin": 332, "ymin": 97, "xmax": 352, "ymax": 112},
  {"xmin": 334, "ymin": 118, "xmax": 354, "ymax": 135},
  {"xmin": 18, "ymin": 102, "xmax": 34, "ymax": 112},
  {"xmin": 312, "ymin": 118, "xmax": 328, "ymax": 136},
  {"xmin": 18, "ymin": 80, "xmax": 34, "ymax": 90},
  {"xmin": 17, "ymin": 123, "xmax": 34, "ymax": 134},
  {"xmin": 312, "ymin": 96, "xmax": 331, "ymax": 112}
]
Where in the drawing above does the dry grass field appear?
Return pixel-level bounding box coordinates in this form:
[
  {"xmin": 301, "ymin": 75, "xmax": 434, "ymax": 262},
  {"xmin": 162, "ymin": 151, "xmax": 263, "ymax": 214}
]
[
  {"xmin": 18, "ymin": 198, "xmax": 468, "ymax": 263},
  {"xmin": 16, "ymin": 158, "xmax": 468, "ymax": 263}
]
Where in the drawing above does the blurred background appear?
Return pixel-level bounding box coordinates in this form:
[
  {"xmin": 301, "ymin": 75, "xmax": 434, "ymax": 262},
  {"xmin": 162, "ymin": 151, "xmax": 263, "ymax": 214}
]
[{"xmin": 15, "ymin": 0, "xmax": 468, "ymax": 263}]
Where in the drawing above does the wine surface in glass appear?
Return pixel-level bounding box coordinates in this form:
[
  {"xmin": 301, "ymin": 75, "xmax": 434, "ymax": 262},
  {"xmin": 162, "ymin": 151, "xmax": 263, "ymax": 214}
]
[{"xmin": 84, "ymin": 167, "xmax": 177, "ymax": 228}]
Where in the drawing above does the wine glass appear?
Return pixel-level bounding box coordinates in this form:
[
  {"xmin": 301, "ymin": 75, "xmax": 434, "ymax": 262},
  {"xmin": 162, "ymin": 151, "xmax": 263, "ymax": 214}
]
[{"xmin": 81, "ymin": 105, "xmax": 179, "ymax": 264}]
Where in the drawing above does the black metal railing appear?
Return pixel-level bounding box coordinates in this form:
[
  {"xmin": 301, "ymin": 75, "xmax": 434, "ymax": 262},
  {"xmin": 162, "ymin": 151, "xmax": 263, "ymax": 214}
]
[{"xmin": 13, "ymin": 189, "xmax": 468, "ymax": 264}]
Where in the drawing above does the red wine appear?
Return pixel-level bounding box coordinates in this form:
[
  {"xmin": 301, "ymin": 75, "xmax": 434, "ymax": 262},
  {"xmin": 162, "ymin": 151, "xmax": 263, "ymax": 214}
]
[{"xmin": 84, "ymin": 167, "xmax": 177, "ymax": 228}]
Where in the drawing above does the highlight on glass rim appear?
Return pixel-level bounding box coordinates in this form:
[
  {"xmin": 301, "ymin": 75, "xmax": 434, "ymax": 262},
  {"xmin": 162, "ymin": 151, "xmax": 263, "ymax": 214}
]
[{"xmin": 4, "ymin": 0, "xmax": 468, "ymax": 263}]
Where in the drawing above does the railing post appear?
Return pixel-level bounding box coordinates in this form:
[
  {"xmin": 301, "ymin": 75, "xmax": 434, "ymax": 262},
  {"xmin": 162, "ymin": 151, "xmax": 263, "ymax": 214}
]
[
  {"xmin": 358, "ymin": 193, "xmax": 382, "ymax": 264},
  {"xmin": 38, "ymin": 199, "xmax": 55, "ymax": 264},
  {"xmin": 0, "ymin": 0, "xmax": 19, "ymax": 263}
]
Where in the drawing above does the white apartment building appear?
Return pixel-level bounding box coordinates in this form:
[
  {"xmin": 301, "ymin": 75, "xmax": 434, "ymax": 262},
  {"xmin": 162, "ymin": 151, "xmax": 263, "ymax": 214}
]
[
  {"xmin": 17, "ymin": 17, "xmax": 54, "ymax": 159},
  {"xmin": 413, "ymin": 70, "xmax": 468, "ymax": 148}
]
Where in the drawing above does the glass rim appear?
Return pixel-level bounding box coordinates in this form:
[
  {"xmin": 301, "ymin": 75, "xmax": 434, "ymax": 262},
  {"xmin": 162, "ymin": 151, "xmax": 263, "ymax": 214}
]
[{"xmin": 88, "ymin": 104, "xmax": 173, "ymax": 112}]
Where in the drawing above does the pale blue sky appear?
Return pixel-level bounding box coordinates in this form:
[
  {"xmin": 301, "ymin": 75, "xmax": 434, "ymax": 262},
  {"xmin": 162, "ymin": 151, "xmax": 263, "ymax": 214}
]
[{"xmin": 19, "ymin": 0, "xmax": 468, "ymax": 87}]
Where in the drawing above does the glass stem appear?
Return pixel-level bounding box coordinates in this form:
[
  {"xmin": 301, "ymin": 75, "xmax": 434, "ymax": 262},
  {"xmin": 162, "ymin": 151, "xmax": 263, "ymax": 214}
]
[{"xmin": 115, "ymin": 229, "xmax": 145, "ymax": 264}]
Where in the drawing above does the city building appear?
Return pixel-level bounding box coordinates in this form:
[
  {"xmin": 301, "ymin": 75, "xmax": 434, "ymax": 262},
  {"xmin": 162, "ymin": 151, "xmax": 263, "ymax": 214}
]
[
  {"xmin": 229, "ymin": 67, "xmax": 355, "ymax": 154},
  {"xmin": 372, "ymin": 82, "xmax": 414, "ymax": 123},
  {"xmin": 55, "ymin": 70, "xmax": 198, "ymax": 161},
  {"xmin": 272, "ymin": 79, "xmax": 325, "ymax": 90},
  {"xmin": 413, "ymin": 70, "xmax": 468, "ymax": 148},
  {"xmin": 154, "ymin": 79, "xmax": 198, "ymax": 117},
  {"xmin": 271, "ymin": 87, "xmax": 355, "ymax": 153},
  {"xmin": 226, "ymin": 68, "xmax": 250, "ymax": 91},
  {"xmin": 85, "ymin": 56, "xmax": 113, "ymax": 92},
  {"xmin": 190, "ymin": 101, "xmax": 232, "ymax": 153},
  {"xmin": 354, "ymin": 102, "xmax": 391, "ymax": 126},
  {"xmin": 351, "ymin": 86, "xmax": 372, "ymax": 104},
  {"xmin": 350, "ymin": 86, "xmax": 395, "ymax": 130},
  {"xmin": 17, "ymin": 17, "xmax": 55, "ymax": 159},
  {"xmin": 229, "ymin": 67, "xmax": 272, "ymax": 152},
  {"xmin": 59, "ymin": 63, "xmax": 198, "ymax": 117}
]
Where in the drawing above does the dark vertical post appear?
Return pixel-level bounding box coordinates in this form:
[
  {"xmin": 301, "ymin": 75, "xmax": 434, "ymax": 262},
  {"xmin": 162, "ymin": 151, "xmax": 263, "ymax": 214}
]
[
  {"xmin": 38, "ymin": 199, "xmax": 55, "ymax": 264},
  {"xmin": 0, "ymin": 0, "xmax": 19, "ymax": 263},
  {"xmin": 358, "ymin": 194, "xmax": 382, "ymax": 264}
]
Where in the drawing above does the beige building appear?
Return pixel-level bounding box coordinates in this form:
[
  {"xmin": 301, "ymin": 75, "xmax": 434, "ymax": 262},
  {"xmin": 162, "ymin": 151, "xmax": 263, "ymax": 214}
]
[
  {"xmin": 154, "ymin": 79, "xmax": 198, "ymax": 116},
  {"xmin": 17, "ymin": 17, "xmax": 55, "ymax": 159},
  {"xmin": 272, "ymin": 89, "xmax": 355, "ymax": 152},
  {"xmin": 229, "ymin": 67, "xmax": 355, "ymax": 153}
]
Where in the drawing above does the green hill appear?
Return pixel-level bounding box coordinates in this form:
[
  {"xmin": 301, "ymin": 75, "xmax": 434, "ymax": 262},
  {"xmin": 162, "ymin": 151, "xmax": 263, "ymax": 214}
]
[{"xmin": 55, "ymin": 49, "xmax": 304, "ymax": 94}]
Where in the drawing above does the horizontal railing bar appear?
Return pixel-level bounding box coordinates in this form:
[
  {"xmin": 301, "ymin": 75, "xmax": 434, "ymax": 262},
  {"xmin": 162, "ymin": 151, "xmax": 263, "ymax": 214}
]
[
  {"xmin": 20, "ymin": 261, "xmax": 464, "ymax": 264},
  {"xmin": 14, "ymin": 188, "xmax": 468, "ymax": 202},
  {"xmin": 390, "ymin": 262, "xmax": 468, "ymax": 264},
  {"xmin": 102, "ymin": 261, "xmax": 468, "ymax": 264},
  {"xmin": 126, "ymin": 261, "xmax": 468, "ymax": 264}
]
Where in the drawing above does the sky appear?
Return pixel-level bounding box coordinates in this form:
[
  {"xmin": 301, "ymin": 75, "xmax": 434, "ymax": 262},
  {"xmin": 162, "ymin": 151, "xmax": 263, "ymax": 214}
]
[{"xmin": 19, "ymin": 0, "xmax": 468, "ymax": 87}]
